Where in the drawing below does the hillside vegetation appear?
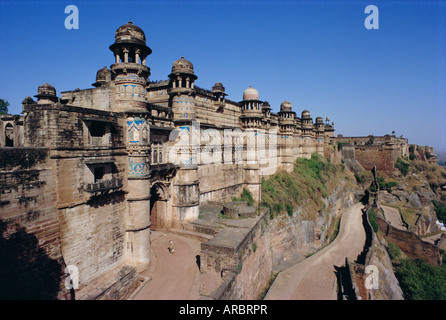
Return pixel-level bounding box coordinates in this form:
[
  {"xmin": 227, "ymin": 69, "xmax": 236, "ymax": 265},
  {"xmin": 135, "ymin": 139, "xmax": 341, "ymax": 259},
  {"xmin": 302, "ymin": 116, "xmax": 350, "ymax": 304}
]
[{"xmin": 260, "ymin": 153, "xmax": 354, "ymax": 220}]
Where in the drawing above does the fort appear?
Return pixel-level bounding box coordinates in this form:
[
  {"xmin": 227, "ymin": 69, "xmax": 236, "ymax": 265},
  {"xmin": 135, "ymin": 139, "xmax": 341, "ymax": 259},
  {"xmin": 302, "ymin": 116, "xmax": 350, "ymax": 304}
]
[{"xmin": 0, "ymin": 21, "xmax": 440, "ymax": 300}]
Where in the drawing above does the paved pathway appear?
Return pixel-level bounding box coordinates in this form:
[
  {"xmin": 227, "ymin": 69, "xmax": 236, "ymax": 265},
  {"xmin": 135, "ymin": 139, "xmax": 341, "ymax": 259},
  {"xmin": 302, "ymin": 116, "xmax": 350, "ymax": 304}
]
[
  {"xmin": 382, "ymin": 205, "xmax": 406, "ymax": 230},
  {"xmin": 265, "ymin": 203, "xmax": 365, "ymax": 300},
  {"xmin": 131, "ymin": 231, "xmax": 201, "ymax": 300}
]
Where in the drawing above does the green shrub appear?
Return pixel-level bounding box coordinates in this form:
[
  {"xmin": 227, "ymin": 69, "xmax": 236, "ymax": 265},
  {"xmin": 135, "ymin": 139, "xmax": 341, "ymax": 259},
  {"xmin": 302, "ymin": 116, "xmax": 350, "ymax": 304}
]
[
  {"xmin": 409, "ymin": 153, "xmax": 416, "ymax": 160},
  {"xmin": 395, "ymin": 258, "xmax": 446, "ymax": 300},
  {"xmin": 387, "ymin": 241, "xmax": 401, "ymax": 260},
  {"xmin": 261, "ymin": 152, "xmax": 336, "ymax": 218},
  {"xmin": 395, "ymin": 157, "xmax": 410, "ymax": 176},
  {"xmin": 432, "ymin": 200, "xmax": 446, "ymax": 224},
  {"xmin": 233, "ymin": 188, "xmax": 255, "ymax": 207},
  {"xmin": 385, "ymin": 181, "xmax": 398, "ymax": 189},
  {"xmin": 376, "ymin": 176, "xmax": 398, "ymax": 190},
  {"xmin": 337, "ymin": 142, "xmax": 346, "ymax": 151},
  {"xmin": 285, "ymin": 203, "xmax": 293, "ymax": 216},
  {"xmin": 368, "ymin": 208, "xmax": 379, "ymax": 232},
  {"xmin": 355, "ymin": 174, "xmax": 364, "ymax": 184}
]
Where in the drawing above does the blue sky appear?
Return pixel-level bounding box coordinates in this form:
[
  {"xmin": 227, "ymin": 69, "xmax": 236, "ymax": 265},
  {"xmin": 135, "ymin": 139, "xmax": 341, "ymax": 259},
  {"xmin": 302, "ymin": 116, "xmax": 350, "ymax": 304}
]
[{"xmin": 1, "ymin": 0, "xmax": 445, "ymax": 152}]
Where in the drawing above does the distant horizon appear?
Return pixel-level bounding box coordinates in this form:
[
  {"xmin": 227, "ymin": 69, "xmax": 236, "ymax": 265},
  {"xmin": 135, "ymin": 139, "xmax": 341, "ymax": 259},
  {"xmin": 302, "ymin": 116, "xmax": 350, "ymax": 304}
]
[{"xmin": 1, "ymin": 0, "xmax": 445, "ymax": 152}]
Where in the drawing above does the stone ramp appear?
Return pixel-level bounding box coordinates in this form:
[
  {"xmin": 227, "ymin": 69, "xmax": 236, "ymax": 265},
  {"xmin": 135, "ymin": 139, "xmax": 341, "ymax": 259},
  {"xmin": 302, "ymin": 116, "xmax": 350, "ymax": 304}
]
[
  {"xmin": 382, "ymin": 205, "xmax": 406, "ymax": 230},
  {"xmin": 265, "ymin": 203, "xmax": 365, "ymax": 300}
]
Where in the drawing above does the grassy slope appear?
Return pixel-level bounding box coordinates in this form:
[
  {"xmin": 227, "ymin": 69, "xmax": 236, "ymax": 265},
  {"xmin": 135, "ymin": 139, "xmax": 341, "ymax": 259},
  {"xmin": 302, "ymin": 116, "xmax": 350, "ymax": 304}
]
[{"xmin": 260, "ymin": 153, "xmax": 355, "ymax": 220}]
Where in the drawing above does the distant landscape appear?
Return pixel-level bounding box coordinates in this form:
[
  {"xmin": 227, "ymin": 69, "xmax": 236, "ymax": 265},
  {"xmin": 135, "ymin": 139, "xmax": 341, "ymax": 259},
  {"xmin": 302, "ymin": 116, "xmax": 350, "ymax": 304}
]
[{"xmin": 437, "ymin": 150, "xmax": 446, "ymax": 168}]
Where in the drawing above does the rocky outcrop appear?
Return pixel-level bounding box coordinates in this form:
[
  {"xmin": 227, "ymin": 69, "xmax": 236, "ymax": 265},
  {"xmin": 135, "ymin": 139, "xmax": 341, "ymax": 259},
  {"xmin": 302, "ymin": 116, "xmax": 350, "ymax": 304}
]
[
  {"xmin": 364, "ymin": 235, "xmax": 404, "ymax": 300},
  {"xmin": 379, "ymin": 187, "xmax": 440, "ymax": 236}
]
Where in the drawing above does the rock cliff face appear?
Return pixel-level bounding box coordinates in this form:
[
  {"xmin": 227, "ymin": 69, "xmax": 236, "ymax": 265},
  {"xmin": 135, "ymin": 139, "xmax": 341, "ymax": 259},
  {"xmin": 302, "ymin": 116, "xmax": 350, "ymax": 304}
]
[
  {"xmin": 379, "ymin": 186, "xmax": 440, "ymax": 236},
  {"xmin": 269, "ymin": 182, "xmax": 356, "ymax": 272},
  {"xmin": 365, "ymin": 235, "xmax": 404, "ymax": 300}
]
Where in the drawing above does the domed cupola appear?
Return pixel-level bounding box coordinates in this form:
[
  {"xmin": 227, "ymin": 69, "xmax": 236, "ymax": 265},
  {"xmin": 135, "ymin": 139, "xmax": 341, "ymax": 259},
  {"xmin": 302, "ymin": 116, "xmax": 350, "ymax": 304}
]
[
  {"xmin": 34, "ymin": 83, "xmax": 58, "ymax": 104},
  {"xmin": 171, "ymin": 56, "xmax": 196, "ymax": 78},
  {"xmin": 92, "ymin": 66, "xmax": 111, "ymax": 87},
  {"xmin": 168, "ymin": 56, "xmax": 198, "ymax": 97},
  {"xmin": 114, "ymin": 21, "xmax": 147, "ymax": 45},
  {"xmin": 109, "ymin": 21, "xmax": 152, "ymax": 59},
  {"xmin": 109, "ymin": 21, "xmax": 151, "ymax": 67},
  {"xmin": 242, "ymin": 86, "xmax": 259, "ymax": 101}
]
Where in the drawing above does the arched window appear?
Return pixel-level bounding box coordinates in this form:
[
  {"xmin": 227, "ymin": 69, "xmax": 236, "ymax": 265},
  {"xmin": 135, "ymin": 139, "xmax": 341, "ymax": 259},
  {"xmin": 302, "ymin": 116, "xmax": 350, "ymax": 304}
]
[{"xmin": 153, "ymin": 150, "xmax": 158, "ymax": 164}]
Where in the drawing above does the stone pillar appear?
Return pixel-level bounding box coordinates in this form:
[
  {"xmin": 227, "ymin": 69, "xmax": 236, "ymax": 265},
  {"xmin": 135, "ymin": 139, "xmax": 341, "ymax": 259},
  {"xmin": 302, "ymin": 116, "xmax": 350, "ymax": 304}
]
[
  {"xmin": 243, "ymin": 129, "xmax": 261, "ymax": 204},
  {"xmin": 171, "ymin": 122, "xmax": 200, "ymax": 227},
  {"xmin": 125, "ymin": 118, "xmax": 151, "ymax": 269},
  {"xmin": 125, "ymin": 178, "xmax": 151, "ymax": 268},
  {"xmin": 135, "ymin": 50, "xmax": 140, "ymax": 64}
]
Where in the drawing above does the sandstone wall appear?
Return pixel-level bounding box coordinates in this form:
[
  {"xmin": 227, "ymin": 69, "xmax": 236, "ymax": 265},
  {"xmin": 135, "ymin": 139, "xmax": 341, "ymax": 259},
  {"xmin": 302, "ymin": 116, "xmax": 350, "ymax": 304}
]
[
  {"xmin": 202, "ymin": 181, "xmax": 357, "ymax": 300},
  {"xmin": 198, "ymin": 163, "xmax": 244, "ymax": 203},
  {"xmin": 376, "ymin": 216, "xmax": 441, "ymax": 265},
  {"xmin": 23, "ymin": 104, "xmax": 124, "ymax": 149},
  {"xmin": 354, "ymin": 145, "xmax": 400, "ymax": 171},
  {"xmin": 58, "ymin": 193, "xmax": 127, "ymax": 286},
  {"xmin": 200, "ymin": 209, "xmax": 272, "ymax": 300},
  {"xmin": 61, "ymin": 87, "xmax": 112, "ymax": 112},
  {"xmin": 225, "ymin": 213, "xmax": 272, "ymax": 300},
  {"xmin": 0, "ymin": 148, "xmax": 70, "ymax": 299}
]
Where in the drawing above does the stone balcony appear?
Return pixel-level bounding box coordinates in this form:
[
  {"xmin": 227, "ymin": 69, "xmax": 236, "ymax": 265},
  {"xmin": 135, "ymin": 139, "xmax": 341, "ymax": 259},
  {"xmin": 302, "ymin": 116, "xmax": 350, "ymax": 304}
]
[{"xmin": 86, "ymin": 178, "xmax": 123, "ymax": 193}]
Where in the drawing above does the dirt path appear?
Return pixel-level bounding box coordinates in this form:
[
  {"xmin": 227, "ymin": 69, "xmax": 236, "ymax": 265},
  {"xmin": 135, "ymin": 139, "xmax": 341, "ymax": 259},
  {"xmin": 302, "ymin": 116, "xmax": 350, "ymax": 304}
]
[
  {"xmin": 265, "ymin": 202, "xmax": 365, "ymax": 300},
  {"xmin": 131, "ymin": 231, "xmax": 201, "ymax": 300}
]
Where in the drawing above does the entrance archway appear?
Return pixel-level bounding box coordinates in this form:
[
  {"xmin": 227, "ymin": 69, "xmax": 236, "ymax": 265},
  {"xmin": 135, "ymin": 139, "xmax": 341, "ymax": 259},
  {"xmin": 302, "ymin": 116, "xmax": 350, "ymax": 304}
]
[{"xmin": 150, "ymin": 182, "xmax": 169, "ymax": 231}]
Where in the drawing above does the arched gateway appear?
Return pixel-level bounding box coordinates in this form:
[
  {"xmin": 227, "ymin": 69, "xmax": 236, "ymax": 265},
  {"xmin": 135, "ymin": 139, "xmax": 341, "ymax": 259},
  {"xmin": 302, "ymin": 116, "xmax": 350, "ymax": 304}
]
[{"xmin": 150, "ymin": 182, "xmax": 170, "ymax": 231}]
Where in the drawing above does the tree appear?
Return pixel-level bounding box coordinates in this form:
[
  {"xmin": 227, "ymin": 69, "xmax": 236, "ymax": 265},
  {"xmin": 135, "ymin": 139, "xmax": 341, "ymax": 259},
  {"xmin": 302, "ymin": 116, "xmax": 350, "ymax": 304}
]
[{"xmin": 0, "ymin": 99, "xmax": 9, "ymax": 115}]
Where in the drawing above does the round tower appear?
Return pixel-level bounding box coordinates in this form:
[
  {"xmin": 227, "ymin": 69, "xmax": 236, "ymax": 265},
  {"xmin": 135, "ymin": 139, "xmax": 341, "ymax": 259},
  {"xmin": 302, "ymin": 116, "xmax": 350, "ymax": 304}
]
[
  {"xmin": 301, "ymin": 109, "xmax": 314, "ymax": 138},
  {"xmin": 314, "ymin": 116, "xmax": 325, "ymax": 139},
  {"xmin": 167, "ymin": 57, "xmax": 200, "ymax": 225},
  {"xmin": 240, "ymin": 86, "xmax": 262, "ymax": 129},
  {"xmin": 278, "ymin": 100, "xmax": 296, "ymax": 134},
  {"xmin": 109, "ymin": 22, "xmax": 152, "ymax": 268},
  {"xmin": 109, "ymin": 21, "xmax": 152, "ymax": 112},
  {"xmin": 168, "ymin": 56, "xmax": 197, "ymax": 123}
]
